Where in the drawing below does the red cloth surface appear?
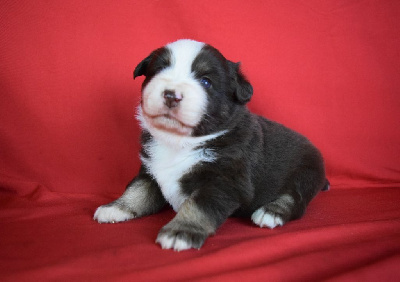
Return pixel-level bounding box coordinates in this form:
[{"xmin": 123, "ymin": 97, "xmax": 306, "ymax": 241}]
[{"xmin": 1, "ymin": 1, "xmax": 399, "ymax": 281}]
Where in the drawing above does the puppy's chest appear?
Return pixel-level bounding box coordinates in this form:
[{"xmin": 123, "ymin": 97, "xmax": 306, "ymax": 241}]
[{"xmin": 141, "ymin": 140, "xmax": 216, "ymax": 211}]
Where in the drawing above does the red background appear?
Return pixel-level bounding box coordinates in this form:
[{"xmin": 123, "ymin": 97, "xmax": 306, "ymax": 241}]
[{"xmin": 1, "ymin": 1, "xmax": 399, "ymax": 281}]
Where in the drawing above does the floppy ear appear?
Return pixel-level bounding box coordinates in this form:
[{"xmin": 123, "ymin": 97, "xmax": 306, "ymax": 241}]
[
  {"xmin": 133, "ymin": 53, "xmax": 153, "ymax": 79},
  {"xmin": 229, "ymin": 61, "xmax": 253, "ymax": 104}
]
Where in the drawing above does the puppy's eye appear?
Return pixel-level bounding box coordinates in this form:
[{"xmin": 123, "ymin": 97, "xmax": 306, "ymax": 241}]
[{"xmin": 200, "ymin": 77, "xmax": 212, "ymax": 89}]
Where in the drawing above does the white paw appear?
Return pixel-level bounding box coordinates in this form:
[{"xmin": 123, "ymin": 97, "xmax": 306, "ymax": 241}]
[
  {"xmin": 93, "ymin": 205, "xmax": 135, "ymax": 223},
  {"xmin": 251, "ymin": 208, "xmax": 284, "ymax": 229},
  {"xmin": 156, "ymin": 233, "xmax": 192, "ymax": 252}
]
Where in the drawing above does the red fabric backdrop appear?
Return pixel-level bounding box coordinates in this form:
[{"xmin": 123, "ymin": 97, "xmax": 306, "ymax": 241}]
[{"xmin": 1, "ymin": 1, "xmax": 399, "ymax": 281}]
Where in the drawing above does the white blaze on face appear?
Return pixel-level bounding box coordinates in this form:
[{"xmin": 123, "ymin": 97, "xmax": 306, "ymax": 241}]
[
  {"xmin": 141, "ymin": 40, "xmax": 208, "ymax": 136},
  {"xmin": 137, "ymin": 40, "xmax": 229, "ymax": 212}
]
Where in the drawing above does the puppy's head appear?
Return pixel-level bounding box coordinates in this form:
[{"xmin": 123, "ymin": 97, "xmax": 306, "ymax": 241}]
[{"xmin": 134, "ymin": 39, "xmax": 253, "ymax": 137}]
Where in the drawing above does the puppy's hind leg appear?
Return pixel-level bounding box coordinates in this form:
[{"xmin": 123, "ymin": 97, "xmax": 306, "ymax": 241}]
[
  {"xmin": 94, "ymin": 168, "xmax": 165, "ymax": 223},
  {"xmin": 251, "ymin": 193, "xmax": 296, "ymax": 229},
  {"xmin": 252, "ymin": 166, "xmax": 326, "ymax": 229}
]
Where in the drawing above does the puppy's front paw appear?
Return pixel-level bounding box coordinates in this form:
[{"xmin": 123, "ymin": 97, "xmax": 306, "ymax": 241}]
[
  {"xmin": 93, "ymin": 204, "xmax": 136, "ymax": 223},
  {"xmin": 156, "ymin": 224, "xmax": 208, "ymax": 251},
  {"xmin": 251, "ymin": 208, "xmax": 284, "ymax": 229}
]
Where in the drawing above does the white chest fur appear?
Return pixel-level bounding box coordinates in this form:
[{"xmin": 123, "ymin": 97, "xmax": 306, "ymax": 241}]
[{"xmin": 141, "ymin": 132, "xmax": 225, "ymax": 212}]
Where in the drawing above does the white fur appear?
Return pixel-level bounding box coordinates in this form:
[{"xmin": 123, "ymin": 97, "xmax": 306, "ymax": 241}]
[
  {"xmin": 136, "ymin": 39, "xmax": 229, "ymax": 211},
  {"xmin": 251, "ymin": 208, "xmax": 284, "ymax": 229},
  {"xmin": 156, "ymin": 234, "xmax": 191, "ymax": 251},
  {"xmin": 137, "ymin": 106, "xmax": 226, "ymax": 150},
  {"xmin": 94, "ymin": 205, "xmax": 135, "ymax": 223},
  {"xmin": 94, "ymin": 180, "xmax": 150, "ymax": 223},
  {"xmin": 140, "ymin": 128, "xmax": 226, "ymax": 211},
  {"xmin": 140, "ymin": 39, "xmax": 207, "ymax": 136}
]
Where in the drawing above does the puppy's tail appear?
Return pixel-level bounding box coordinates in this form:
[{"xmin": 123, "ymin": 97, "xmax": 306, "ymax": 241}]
[{"xmin": 321, "ymin": 179, "xmax": 330, "ymax": 191}]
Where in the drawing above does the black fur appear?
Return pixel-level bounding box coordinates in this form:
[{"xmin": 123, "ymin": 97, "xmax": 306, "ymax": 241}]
[
  {"xmin": 133, "ymin": 46, "xmax": 172, "ymax": 89},
  {"xmin": 99, "ymin": 40, "xmax": 328, "ymax": 251}
]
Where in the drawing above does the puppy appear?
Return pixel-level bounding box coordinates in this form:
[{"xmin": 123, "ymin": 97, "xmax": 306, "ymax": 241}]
[{"xmin": 94, "ymin": 39, "xmax": 329, "ymax": 251}]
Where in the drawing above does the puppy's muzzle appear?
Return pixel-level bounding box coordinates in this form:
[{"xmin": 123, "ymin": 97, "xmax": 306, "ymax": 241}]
[{"xmin": 163, "ymin": 90, "xmax": 182, "ymax": 108}]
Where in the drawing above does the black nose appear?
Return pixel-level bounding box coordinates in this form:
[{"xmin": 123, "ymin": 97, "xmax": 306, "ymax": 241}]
[{"xmin": 163, "ymin": 90, "xmax": 182, "ymax": 108}]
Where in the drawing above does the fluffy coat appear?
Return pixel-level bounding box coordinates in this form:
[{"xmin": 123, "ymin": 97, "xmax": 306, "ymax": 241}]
[{"xmin": 94, "ymin": 39, "xmax": 329, "ymax": 251}]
